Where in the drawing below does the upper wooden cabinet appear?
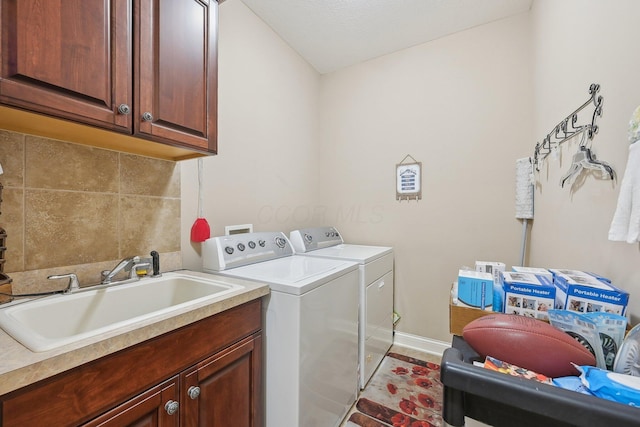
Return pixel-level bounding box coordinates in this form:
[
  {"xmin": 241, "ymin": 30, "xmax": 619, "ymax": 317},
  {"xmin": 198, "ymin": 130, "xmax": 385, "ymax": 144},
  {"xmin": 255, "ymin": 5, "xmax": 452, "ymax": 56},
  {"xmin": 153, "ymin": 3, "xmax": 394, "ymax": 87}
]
[
  {"xmin": 135, "ymin": 0, "xmax": 217, "ymax": 151},
  {"xmin": 0, "ymin": 0, "xmax": 132, "ymax": 131},
  {"xmin": 0, "ymin": 0, "xmax": 217, "ymax": 159}
]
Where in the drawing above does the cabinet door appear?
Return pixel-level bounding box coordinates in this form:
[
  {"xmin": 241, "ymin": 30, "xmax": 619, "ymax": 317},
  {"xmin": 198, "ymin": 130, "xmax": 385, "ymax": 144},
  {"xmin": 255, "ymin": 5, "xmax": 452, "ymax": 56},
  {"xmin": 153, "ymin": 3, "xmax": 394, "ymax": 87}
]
[
  {"xmin": 0, "ymin": 0, "xmax": 132, "ymax": 131},
  {"xmin": 135, "ymin": 0, "xmax": 217, "ymax": 152},
  {"xmin": 182, "ymin": 333, "xmax": 262, "ymax": 427},
  {"xmin": 83, "ymin": 376, "xmax": 180, "ymax": 427}
]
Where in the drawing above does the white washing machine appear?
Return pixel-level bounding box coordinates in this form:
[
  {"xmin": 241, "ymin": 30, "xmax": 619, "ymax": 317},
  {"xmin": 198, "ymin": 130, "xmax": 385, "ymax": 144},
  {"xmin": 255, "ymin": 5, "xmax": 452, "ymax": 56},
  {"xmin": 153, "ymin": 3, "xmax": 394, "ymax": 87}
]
[
  {"xmin": 202, "ymin": 231, "xmax": 359, "ymax": 427},
  {"xmin": 290, "ymin": 226, "xmax": 394, "ymax": 389}
]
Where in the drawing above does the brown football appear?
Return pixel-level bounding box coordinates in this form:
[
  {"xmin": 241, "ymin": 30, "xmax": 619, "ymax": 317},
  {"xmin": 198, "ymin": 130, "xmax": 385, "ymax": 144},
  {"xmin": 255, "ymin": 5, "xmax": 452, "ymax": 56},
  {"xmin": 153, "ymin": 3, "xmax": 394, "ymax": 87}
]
[{"xmin": 462, "ymin": 313, "xmax": 596, "ymax": 378}]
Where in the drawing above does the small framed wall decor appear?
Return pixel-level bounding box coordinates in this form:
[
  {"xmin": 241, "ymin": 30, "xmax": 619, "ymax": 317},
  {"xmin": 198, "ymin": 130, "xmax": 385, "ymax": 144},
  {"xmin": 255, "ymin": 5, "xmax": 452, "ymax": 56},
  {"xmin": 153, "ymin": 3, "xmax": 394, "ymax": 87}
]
[{"xmin": 396, "ymin": 155, "xmax": 422, "ymax": 201}]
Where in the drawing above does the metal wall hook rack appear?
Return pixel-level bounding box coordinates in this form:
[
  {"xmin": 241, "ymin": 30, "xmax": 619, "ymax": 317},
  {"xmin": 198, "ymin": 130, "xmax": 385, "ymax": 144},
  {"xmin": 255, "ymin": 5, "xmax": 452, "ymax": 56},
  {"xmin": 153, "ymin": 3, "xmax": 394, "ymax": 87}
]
[{"xmin": 533, "ymin": 83, "xmax": 603, "ymax": 171}]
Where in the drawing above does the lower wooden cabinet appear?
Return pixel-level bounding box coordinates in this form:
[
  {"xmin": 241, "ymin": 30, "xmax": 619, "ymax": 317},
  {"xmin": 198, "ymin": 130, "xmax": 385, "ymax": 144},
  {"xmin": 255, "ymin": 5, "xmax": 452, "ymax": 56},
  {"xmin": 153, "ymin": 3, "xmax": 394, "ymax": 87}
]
[
  {"xmin": 181, "ymin": 334, "xmax": 262, "ymax": 427},
  {"xmin": 0, "ymin": 299, "xmax": 263, "ymax": 427},
  {"xmin": 83, "ymin": 334, "xmax": 261, "ymax": 427},
  {"xmin": 83, "ymin": 377, "xmax": 181, "ymax": 427}
]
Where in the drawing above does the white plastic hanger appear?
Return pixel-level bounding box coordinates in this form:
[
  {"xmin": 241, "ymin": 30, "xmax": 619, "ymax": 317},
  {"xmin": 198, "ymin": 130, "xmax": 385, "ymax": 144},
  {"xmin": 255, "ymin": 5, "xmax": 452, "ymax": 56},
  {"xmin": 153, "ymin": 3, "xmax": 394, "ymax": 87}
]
[{"xmin": 560, "ymin": 144, "xmax": 614, "ymax": 187}]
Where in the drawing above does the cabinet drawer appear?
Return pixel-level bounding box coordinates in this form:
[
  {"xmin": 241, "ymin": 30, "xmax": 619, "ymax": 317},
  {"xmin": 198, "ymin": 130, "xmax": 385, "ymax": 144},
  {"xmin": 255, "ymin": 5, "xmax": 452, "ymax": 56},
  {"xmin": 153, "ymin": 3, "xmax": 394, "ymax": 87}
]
[{"xmin": 0, "ymin": 299, "xmax": 262, "ymax": 427}]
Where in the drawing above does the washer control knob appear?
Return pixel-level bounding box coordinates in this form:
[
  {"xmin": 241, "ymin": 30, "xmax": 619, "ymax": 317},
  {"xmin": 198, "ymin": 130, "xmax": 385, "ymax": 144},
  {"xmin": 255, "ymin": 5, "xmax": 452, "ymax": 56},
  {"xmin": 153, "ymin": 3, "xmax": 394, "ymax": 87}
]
[
  {"xmin": 237, "ymin": 243, "xmax": 246, "ymax": 251},
  {"xmin": 275, "ymin": 237, "xmax": 287, "ymax": 249},
  {"xmin": 304, "ymin": 233, "xmax": 313, "ymax": 243},
  {"xmin": 248, "ymin": 241, "xmax": 256, "ymax": 249},
  {"xmin": 225, "ymin": 246, "xmax": 234, "ymax": 255},
  {"xmin": 258, "ymin": 240, "xmax": 266, "ymax": 247}
]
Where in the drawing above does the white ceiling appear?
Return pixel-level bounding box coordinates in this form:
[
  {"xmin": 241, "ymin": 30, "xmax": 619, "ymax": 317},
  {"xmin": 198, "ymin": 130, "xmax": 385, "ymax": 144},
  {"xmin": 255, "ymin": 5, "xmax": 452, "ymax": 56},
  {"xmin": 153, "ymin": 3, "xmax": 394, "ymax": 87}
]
[{"xmin": 239, "ymin": 0, "xmax": 533, "ymax": 74}]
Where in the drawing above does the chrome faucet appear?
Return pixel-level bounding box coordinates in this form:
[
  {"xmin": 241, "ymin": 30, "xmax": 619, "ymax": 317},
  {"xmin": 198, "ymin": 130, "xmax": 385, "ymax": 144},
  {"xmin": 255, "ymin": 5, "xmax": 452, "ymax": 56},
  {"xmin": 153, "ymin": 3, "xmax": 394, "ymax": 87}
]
[
  {"xmin": 45, "ymin": 256, "xmax": 151, "ymax": 297},
  {"xmin": 47, "ymin": 273, "xmax": 80, "ymax": 294},
  {"xmin": 101, "ymin": 256, "xmax": 143, "ymax": 284}
]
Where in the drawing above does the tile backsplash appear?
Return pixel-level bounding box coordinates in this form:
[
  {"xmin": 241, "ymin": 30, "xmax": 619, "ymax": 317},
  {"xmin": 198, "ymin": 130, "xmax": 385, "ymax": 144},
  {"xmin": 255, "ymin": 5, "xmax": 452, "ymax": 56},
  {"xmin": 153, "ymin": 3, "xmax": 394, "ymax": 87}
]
[{"xmin": 0, "ymin": 130, "xmax": 181, "ymax": 294}]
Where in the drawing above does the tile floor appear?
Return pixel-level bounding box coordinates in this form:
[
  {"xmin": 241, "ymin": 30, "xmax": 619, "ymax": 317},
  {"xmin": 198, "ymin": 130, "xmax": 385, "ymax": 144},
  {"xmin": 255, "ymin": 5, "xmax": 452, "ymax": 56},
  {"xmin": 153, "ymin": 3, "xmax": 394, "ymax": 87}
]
[{"xmin": 339, "ymin": 344, "xmax": 442, "ymax": 426}]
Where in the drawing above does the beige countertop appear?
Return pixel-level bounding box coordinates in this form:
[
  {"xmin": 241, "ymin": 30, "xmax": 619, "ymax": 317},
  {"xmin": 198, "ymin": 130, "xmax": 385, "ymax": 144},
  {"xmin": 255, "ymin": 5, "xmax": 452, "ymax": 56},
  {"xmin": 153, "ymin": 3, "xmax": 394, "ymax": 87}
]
[{"xmin": 0, "ymin": 270, "xmax": 269, "ymax": 396}]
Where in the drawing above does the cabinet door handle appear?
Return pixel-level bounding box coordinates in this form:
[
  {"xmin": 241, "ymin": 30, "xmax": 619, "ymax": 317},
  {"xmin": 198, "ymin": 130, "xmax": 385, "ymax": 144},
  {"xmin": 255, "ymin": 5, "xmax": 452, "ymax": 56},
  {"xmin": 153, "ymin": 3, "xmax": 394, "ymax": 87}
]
[
  {"xmin": 187, "ymin": 386, "xmax": 201, "ymax": 399},
  {"xmin": 378, "ymin": 280, "xmax": 385, "ymax": 289},
  {"xmin": 164, "ymin": 400, "xmax": 179, "ymax": 415},
  {"xmin": 117, "ymin": 104, "xmax": 131, "ymax": 115},
  {"xmin": 142, "ymin": 112, "xmax": 154, "ymax": 122}
]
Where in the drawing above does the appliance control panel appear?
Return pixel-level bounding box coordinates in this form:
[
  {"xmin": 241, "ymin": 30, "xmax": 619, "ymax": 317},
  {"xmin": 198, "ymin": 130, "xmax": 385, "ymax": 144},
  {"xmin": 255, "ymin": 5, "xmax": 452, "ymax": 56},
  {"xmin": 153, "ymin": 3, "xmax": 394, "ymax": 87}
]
[
  {"xmin": 202, "ymin": 231, "xmax": 293, "ymax": 271},
  {"xmin": 289, "ymin": 226, "xmax": 343, "ymax": 253}
]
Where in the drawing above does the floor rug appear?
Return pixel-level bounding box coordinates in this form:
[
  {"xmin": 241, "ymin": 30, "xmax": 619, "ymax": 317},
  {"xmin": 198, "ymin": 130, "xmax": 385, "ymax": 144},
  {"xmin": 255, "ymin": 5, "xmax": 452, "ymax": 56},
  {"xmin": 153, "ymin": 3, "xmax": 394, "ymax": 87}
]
[{"xmin": 346, "ymin": 352, "xmax": 443, "ymax": 427}]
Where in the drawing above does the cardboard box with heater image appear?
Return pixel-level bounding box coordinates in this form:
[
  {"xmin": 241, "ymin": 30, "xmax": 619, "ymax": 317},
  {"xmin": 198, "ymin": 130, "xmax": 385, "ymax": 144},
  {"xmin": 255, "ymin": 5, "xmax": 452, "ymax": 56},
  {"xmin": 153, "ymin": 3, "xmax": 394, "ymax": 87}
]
[
  {"xmin": 551, "ymin": 270, "xmax": 629, "ymax": 316},
  {"xmin": 494, "ymin": 271, "xmax": 555, "ymax": 321}
]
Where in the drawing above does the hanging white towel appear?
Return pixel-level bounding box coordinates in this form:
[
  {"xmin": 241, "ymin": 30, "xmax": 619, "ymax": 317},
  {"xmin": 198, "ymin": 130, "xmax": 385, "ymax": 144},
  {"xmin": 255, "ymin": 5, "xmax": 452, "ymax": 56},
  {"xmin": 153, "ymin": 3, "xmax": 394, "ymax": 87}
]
[{"xmin": 608, "ymin": 142, "xmax": 640, "ymax": 243}]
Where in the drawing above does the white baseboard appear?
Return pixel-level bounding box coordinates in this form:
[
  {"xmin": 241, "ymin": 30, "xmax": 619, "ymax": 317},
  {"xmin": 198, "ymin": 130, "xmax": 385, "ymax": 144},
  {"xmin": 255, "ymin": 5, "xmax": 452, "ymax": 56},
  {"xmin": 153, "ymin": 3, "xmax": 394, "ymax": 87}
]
[{"xmin": 392, "ymin": 331, "xmax": 450, "ymax": 357}]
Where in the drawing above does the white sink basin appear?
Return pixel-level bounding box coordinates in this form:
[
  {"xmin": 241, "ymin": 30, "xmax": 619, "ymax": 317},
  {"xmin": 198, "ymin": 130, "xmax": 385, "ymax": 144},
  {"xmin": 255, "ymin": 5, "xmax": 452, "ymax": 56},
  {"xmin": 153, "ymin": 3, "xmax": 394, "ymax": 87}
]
[{"xmin": 0, "ymin": 272, "xmax": 242, "ymax": 352}]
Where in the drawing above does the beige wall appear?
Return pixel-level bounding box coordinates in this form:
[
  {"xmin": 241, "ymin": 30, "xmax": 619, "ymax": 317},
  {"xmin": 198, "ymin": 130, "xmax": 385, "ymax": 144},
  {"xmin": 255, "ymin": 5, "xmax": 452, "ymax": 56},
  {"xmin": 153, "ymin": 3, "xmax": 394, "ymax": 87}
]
[
  {"xmin": 318, "ymin": 13, "xmax": 533, "ymax": 342},
  {"xmin": 529, "ymin": 0, "xmax": 640, "ymax": 323},
  {"xmin": 183, "ymin": 0, "xmax": 640, "ymax": 343},
  {"xmin": 181, "ymin": 0, "xmax": 321, "ymax": 270},
  {"xmin": 182, "ymin": 2, "xmax": 533, "ymax": 343},
  {"xmin": 0, "ymin": 131, "xmax": 182, "ymax": 294}
]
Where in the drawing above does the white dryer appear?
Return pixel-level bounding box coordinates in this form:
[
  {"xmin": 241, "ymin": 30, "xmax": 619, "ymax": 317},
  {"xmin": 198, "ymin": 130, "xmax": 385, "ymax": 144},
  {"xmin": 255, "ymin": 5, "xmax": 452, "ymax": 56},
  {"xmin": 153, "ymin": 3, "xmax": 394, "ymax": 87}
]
[
  {"xmin": 290, "ymin": 226, "xmax": 394, "ymax": 389},
  {"xmin": 202, "ymin": 231, "xmax": 359, "ymax": 427}
]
